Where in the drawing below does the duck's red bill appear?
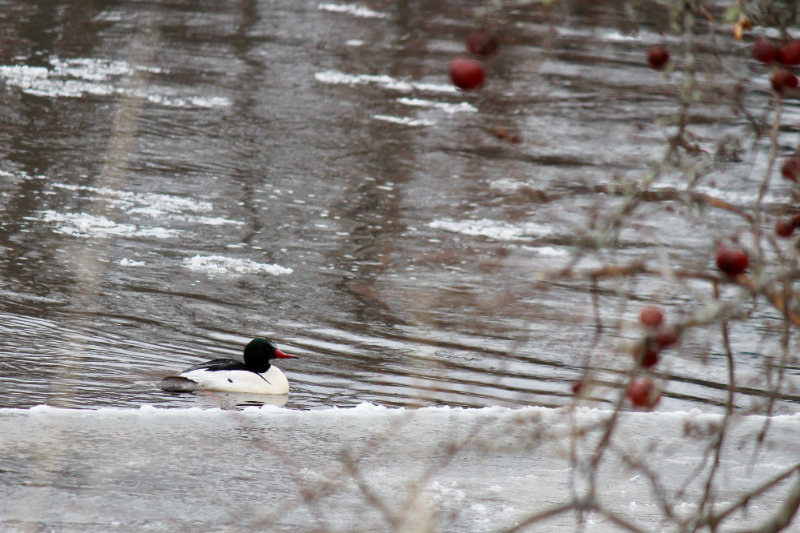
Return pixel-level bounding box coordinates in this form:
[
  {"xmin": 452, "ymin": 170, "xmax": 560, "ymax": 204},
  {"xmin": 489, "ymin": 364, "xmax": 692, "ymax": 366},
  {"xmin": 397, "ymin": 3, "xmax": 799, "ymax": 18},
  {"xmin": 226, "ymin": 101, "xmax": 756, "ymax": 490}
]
[{"xmin": 275, "ymin": 349, "xmax": 297, "ymax": 359}]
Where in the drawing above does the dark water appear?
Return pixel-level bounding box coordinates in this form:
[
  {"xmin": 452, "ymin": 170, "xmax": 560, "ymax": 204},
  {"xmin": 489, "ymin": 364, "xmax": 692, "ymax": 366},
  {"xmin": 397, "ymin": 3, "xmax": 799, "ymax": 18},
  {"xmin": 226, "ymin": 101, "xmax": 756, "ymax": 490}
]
[{"xmin": 0, "ymin": 0, "xmax": 797, "ymax": 412}]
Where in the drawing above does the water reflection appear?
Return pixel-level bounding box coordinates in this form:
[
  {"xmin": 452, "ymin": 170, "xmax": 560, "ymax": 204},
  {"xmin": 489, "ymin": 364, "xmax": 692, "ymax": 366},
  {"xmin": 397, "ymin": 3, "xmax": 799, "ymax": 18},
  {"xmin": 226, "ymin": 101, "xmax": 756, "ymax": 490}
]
[{"xmin": 0, "ymin": 0, "xmax": 797, "ymax": 412}]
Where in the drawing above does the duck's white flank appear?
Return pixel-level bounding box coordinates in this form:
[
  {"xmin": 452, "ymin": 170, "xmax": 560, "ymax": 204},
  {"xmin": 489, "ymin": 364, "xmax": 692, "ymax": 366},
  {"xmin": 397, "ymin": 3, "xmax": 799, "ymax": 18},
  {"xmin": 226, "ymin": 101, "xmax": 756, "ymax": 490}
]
[{"xmin": 178, "ymin": 365, "xmax": 290, "ymax": 394}]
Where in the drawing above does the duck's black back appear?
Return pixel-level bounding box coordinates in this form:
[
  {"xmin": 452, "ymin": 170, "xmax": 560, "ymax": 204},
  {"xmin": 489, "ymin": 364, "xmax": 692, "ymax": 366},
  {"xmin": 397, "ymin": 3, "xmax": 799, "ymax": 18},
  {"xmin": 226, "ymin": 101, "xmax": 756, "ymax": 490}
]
[{"xmin": 184, "ymin": 358, "xmax": 247, "ymax": 372}]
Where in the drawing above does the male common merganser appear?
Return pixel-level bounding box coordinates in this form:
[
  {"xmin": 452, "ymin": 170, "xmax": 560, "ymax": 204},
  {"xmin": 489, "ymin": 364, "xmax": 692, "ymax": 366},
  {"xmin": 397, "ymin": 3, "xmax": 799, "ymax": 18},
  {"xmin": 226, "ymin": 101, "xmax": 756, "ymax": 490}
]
[{"xmin": 160, "ymin": 337, "xmax": 297, "ymax": 394}]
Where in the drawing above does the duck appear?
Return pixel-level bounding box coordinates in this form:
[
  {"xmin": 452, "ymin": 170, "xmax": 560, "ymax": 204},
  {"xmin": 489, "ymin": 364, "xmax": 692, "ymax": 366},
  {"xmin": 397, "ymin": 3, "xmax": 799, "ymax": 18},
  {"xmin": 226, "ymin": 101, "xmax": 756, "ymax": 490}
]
[{"xmin": 160, "ymin": 337, "xmax": 297, "ymax": 394}]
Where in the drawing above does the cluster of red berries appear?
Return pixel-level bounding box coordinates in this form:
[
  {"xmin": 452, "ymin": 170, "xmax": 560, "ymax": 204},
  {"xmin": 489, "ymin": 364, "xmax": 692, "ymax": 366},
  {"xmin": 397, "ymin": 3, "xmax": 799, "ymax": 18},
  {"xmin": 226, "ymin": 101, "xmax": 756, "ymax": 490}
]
[
  {"xmin": 616, "ymin": 247, "xmax": 752, "ymax": 408},
  {"xmin": 449, "ymin": 29, "xmax": 498, "ymax": 91},
  {"xmin": 751, "ymin": 38, "xmax": 800, "ymax": 93},
  {"xmin": 624, "ymin": 306, "xmax": 680, "ymax": 409},
  {"xmin": 572, "ymin": 306, "xmax": 675, "ymax": 410},
  {"xmin": 632, "ymin": 306, "xmax": 680, "ymax": 370},
  {"xmin": 450, "ymin": 30, "xmax": 521, "ymax": 142},
  {"xmin": 755, "ymin": 42, "xmax": 800, "ymax": 237}
]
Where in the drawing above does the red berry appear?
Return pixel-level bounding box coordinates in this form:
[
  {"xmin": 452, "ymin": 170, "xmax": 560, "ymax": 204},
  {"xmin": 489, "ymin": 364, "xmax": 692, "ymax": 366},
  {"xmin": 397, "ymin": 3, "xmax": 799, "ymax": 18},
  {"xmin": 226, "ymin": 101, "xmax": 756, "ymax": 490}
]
[
  {"xmin": 467, "ymin": 30, "xmax": 500, "ymax": 57},
  {"xmin": 654, "ymin": 327, "xmax": 680, "ymax": 349},
  {"xmin": 752, "ymin": 38, "xmax": 779, "ymax": 63},
  {"xmin": 776, "ymin": 219, "xmax": 795, "ymax": 238},
  {"xmin": 632, "ymin": 343, "xmax": 660, "ymax": 368},
  {"xmin": 771, "ymin": 69, "xmax": 798, "ymax": 93},
  {"xmin": 627, "ymin": 378, "xmax": 661, "ymax": 409},
  {"xmin": 639, "ymin": 306, "xmax": 664, "ymax": 327},
  {"xmin": 715, "ymin": 246, "xmax": 749, "ymax": 276},
  {"xmin": 450, "ymin": 57, "xmax": 485, "ymax": 91},
  {"xmin": 792, "ymin": 214, "xmax": 800, "ymax": 227},
  {"xmin": 780, "ymin": 41, "xmax": 800, "ymax": 65},
  {"xmin": 647, "ymin": 46, "xmax": 670, "ymax": 70},
  {"xmin": 571, "ymin": 379, "xmax": 584, "ymax": 395},
  {"xmin": 782, "ymin": 158, "xmax": 799, "ymax": 181}
]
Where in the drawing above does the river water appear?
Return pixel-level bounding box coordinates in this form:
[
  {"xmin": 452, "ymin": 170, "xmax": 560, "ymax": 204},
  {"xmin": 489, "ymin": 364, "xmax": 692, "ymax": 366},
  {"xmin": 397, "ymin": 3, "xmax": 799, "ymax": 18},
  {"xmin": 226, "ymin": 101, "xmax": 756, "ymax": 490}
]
[
  {"xmin": 1, "ymin": 0, "xmax": 797, "ymax": 412},
  {"xmin": 3, "ymin": 0, "xmax": 800, "ymax": 531}
]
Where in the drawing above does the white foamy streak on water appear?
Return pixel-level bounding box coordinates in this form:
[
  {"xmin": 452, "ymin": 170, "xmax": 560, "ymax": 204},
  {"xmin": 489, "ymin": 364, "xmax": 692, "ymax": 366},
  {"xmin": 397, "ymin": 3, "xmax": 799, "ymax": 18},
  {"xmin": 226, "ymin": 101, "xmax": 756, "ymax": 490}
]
[
  {"xmin": 0, "ymin": 58, "xmax": 230, "ymax": 108},
  {"xmin": 53, "ymin": 183, "xmax": 214, "ymax": 214},
  {"xmin": 38, "ymin": 183, "xmax": 242, "ymax": 237},
  {"xmin": 39, "ymin": 211, "xmax": 178, "ymax": 239},
  {"xmin": 119, "ymin": 258, "xmax": 146, "ymax": 267},
  {"xmin": 1, "ymin": 404, "xmax": 796, "ymax": 532},
  {"xmin": 490, "ymin": 178, "xmax": 530, "ymax": 192},
  {"xmin": 315, "ymin": 71, "xmax": 468, "ymax": 128},
  {"xmin": 145, "ymin": 93, "xmax": 230, "ymax": 108},
  {"xmin": 601, "ymin": 30, "xmax": 641, "ymax": 42},
  {"xmin": 487, "ymin": 178, "xmax": 781, "ymax": 212},
  {"xmin": 373, "ymin": 114, "xmax": 435, "ymax": 127},
  {"xmin": 396, "ymin": 97, "xmax": 477, "ymax": 114},
  {"xmin": 318, "ymin": 2, "xmax": 388, "ymax": 18},
  {"xmin": 429, "ymin": 218, "xmax": 554, "ymax": 240},
  {"xmin": 182, "ymin": 255, "xmax": 293, "ymax": 276},
  {"xmin": 315, "ymin": 69, "xmax": 457, "ymax": 94},
  {"xmin": 531, "ymin": 245, "xmax": 568, "ymax": 257}
]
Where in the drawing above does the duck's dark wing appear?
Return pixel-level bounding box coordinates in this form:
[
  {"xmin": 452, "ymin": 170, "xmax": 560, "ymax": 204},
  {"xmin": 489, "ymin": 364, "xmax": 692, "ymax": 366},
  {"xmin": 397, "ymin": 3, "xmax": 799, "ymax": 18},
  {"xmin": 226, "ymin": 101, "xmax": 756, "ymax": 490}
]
[
  {"xmin": 183, "ymin": 358, "xmax": 247, "ymax": 372},
  {"xmin": 159, "ymin": 376, "xmax": 200, "ymax": 392}
]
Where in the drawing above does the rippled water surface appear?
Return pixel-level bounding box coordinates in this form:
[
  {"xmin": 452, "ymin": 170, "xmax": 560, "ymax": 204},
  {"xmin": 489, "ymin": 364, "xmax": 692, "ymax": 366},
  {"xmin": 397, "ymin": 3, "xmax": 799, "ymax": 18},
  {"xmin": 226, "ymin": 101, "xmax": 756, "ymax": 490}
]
[{"xmin": 0, "ymin": 0, "xmax": 798, "ymax": 412}]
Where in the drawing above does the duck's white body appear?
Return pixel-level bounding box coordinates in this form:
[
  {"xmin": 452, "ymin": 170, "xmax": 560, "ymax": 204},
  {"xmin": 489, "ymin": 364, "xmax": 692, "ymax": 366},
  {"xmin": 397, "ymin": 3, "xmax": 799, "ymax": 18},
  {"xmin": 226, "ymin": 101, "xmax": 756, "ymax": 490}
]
[{"xmin": 178, "ymin": 364, "xmax": 290, "ymax": 394}]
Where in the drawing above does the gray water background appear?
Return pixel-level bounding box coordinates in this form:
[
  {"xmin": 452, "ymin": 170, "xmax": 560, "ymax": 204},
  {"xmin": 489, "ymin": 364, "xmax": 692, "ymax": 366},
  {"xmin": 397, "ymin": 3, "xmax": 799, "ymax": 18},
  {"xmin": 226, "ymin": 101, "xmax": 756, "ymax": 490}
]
[{"xmin": 0, "ymin": 0, "xmax": 797, "ymax": 412}]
